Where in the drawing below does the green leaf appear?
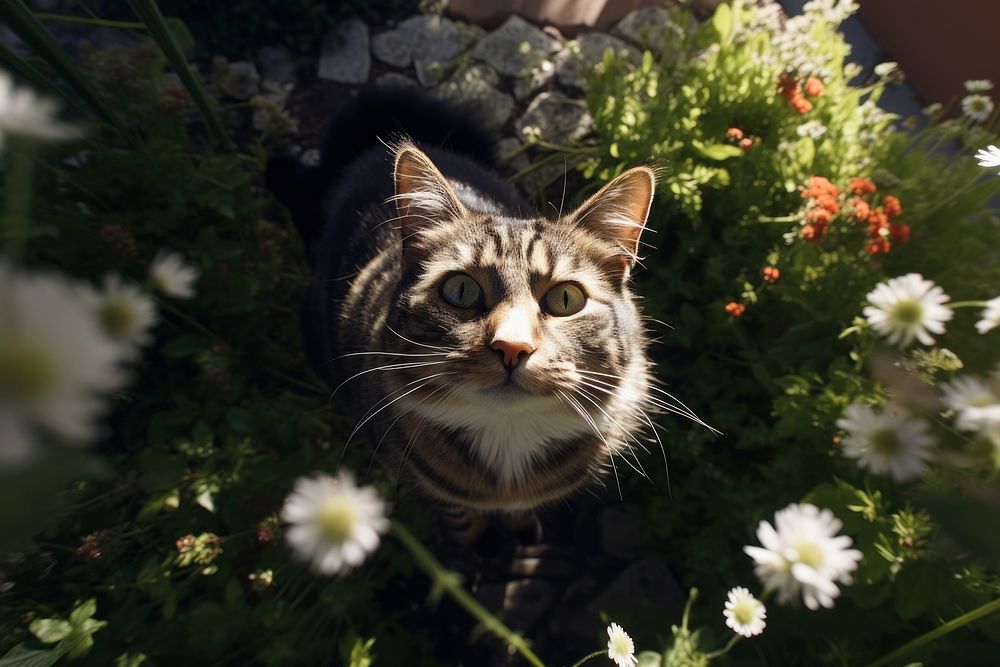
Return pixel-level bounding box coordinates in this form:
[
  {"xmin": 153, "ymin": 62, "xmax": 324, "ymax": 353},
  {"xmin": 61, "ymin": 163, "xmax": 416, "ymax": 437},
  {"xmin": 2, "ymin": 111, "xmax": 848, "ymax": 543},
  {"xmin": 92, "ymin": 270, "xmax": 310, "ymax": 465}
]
[
  {"xmin": 692, "ymin": 142, "xmax": 743, "ymax": 161},
  {"xmin": 29, "ymin": 619, "xmax": 72, "ymax": 644},
  {"xmin": 69, "ymin": 599, "xmax": 97, "ymax": 627},
  {"xmin": 164, "ymin": 18, "xmax": 194, "ymax": 53},
  {"xmin": 711, "ymin": 3, "xmax": 733, "ymax": 42},
  {"xmin": 894, "ymin": 561, "xmax": 938, "ymax": 620},
  {"xmin": 0, "ymin": 643, "xmax": 70, "ymax": 667},
  {"xmin": 637, "ymin": 651, "xmax": 663, "ymax": 667}
]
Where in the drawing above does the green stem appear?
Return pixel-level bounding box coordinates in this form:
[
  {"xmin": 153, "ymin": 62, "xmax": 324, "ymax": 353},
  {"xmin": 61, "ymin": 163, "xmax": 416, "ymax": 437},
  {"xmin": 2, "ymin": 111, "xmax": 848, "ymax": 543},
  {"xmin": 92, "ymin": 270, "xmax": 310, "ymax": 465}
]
[
  {"xmin": 34, "ymin": 13, "xmax": 145, "ymax": 29},
  {"xmin": 569, "ymin": 650, "xmax": 605, "ymax": 667},
  {"xmin": 948, "ymin": 301, "xmax": 989, "ymax": 309},
  {"xmin": 2, "ymin": 139, "xmax": 36, "ymax": 262},
  {"xmin": 509, "ymin": 152, "xmax": 565, "ymax": 183},
  {"xmin": 865, "ymin": 597, "xmax": 1000, "ymax": 667},
  {"xmin": 390, "ymin": 522, "xmax": 545, "ymax": 667},
  {"xmin": 704, "ymin": 634, "xmax": 741, "ymax": 660}
]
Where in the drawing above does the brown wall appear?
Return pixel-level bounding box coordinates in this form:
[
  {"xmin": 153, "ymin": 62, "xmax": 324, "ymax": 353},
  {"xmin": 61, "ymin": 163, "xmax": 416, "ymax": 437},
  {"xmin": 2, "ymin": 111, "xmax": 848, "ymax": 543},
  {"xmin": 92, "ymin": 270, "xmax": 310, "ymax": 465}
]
[{"xmin": 859, "ymin": 0, "xmax": 1000, "ymax": 106}]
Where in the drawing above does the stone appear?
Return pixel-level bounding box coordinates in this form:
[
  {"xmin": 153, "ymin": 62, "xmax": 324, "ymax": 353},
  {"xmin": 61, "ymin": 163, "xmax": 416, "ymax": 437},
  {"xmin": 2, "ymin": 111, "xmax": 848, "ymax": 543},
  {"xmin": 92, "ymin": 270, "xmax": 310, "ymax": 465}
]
[
  {"xmin": 497, "ymin": 137, "xmax": 529, "ymax": 172},
  {"xmin": 257, "ymin": 45, "xmax": 295, "ymax": 85},
  {"xmin": 318, "ymin": 18, "xmax": 370, "ymax": 84},
  {"xmin": 434, "ymin": 66, "xmax": 514, "ymax": 131},
  {"xmin": 374, "ymin": 72, "xmax": 420, "ymax": 88},
  {"xmin": 476, "ymin": 579, "xmax": 556, "ymax": 632},
  {"xmin": 301, "ymin": 149, "xmax": 320, "ymax": 167},
  {"xmin": 472, "ymin": 15, "xmax": 562, "ymax": 79},
  {"xmin": 610, "ymin": 6, "xmax": 685, "ymax": 56},
  {"xmin": 213, "ymin": 59, "xmax": 259, "ymax": 101},
  {"xmin": 372, "ymin": 14, "xmax": 478, "ymax": 76},
  {"xmin": 555, "ymin": 32, "xmax": 641, "ymax": 91},
  {"xmin": 520, "ymin": 154, "xmax": 583, "ymax": 198},
  {"xmin": 589, "ymin": 559, "xmax": 685, "ymax": 619},
  {"xmin": 600, "ymin": 504, "xmax": 648, "ymax": 560},
  {"xmin": 548, "ymin": 576, "xmax": 603, "ymax": 646},
  {"xmin": 516, "ymin": 92, "xmax": 593, "ymax": 145},
  {"xmin": 511, "ymin": 58, "xmax": 555, "ymax": 101}
]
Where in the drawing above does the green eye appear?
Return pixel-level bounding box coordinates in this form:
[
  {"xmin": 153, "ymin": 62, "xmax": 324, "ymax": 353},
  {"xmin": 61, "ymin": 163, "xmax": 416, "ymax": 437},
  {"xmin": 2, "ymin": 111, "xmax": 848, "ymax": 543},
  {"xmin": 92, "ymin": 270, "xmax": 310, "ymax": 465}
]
[
  {"xmin": 543, "ymin": 283, "xmax": 586, "ymax": 316},
  {"xmin": 440, "ymin": 274, "xmax": 482, "ymax": 309}
]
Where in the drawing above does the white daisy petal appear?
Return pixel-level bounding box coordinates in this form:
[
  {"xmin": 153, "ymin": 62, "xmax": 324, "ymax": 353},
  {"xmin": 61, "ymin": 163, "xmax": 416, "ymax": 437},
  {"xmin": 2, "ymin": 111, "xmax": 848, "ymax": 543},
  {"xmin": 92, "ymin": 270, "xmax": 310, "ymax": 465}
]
[
  {"xmin": 723, "ymin": 586, "xmax": 767, "ymax": 637},
  {"xmin": 149, "ymin": 250, "xmax": 200, "ymax": 299},
  {"xmin": 0, "ymin": 70, "xmax": 81, "ymax": 149},
  {"xmin": 744, "ymin": 503, "xmax": 862, "ymax": 609},
  {"xmin": 863, "ymin": 274, "xmax": 953, "ymax": 348},
  {"xmin": 281, "ymin": 471, "xmax": 388, "ymax": 576},
  {"xmin": 837, "ymin": 401, "xmax": 935, "ymax": 482},
  {"xmin": 975, "ymin": 297, "xmax": 1000, "ymax": 333},
  {"xmin": 962, "ymin": 94, "xmax": 994, "ymax": 123},
  {"xmin": 606, "ymin": 622, "xmax": 637, "ymax": 667}
]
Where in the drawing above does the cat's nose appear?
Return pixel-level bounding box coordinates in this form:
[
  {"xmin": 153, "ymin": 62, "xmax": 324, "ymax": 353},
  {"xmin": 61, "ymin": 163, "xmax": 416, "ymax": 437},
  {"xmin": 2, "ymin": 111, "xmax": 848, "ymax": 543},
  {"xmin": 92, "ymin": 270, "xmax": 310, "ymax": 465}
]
[{"xmin": 490, "ymin": 340, "xmax": 535, "ymax": 369}]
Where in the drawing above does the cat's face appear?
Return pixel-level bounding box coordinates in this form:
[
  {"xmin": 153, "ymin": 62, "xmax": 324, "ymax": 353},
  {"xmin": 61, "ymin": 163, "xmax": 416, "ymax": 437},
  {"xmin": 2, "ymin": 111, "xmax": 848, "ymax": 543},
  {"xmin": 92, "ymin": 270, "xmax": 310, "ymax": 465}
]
[{"xmin": 377, "ymin": 143, "xmax": 657, "ymax": 487}]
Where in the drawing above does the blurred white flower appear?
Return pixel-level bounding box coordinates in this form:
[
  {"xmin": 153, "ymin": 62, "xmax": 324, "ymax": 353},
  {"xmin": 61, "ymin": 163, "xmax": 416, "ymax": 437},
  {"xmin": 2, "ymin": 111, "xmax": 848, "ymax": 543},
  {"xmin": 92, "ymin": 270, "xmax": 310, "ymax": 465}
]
[
  {"xmin": 965, "ymin": 79, "xmax": 994, "ymax": 93},
  {"xmin": 0, "ymin": 70, "xmax": 80, "ymax": 150},
  {"xmin": 941, "ymin": 375, "xmax": 1000, "ymax": 434},
  {"xmin": 744, "ymin": 503, "xmax": 862, "ymax": 610},
  {"xmin": 837, "ymin": 402, "xmax": 935, "ymax": 482},
  {"xmin": 0, "ymin": 263, "xmax": 124, "ymax": 465},
  {"xmin": 863, "ymin": 273, "xmax": 953, "ymax": 347},
  {"xmin": 723, "ymin": 586, "xmax": 766, "ymax": 638},
  {"xmin": 606, "ymin": 622, "xmax": 637, "ymax": 667},
  {"xmin": 281, "ymin": 471, "xmax": 388, "ymax": 575},
  {"xmin": 962, "ymin": 94, "xmax": 994, "ymax": 123},
  {"xmin": 922, "ymin": 103, "xmax": 943, "ymax": 117},
  {"xmin": 796, "ymin": 120, "xmax": 827, "ymax": 139},
  {"xmin": 975, "ymin": 146, "xmax": 1000, "ymax": 176},
  {"xmin": 873, "ymin": 61, "xmax": 902, "ymax": 81},
  {"xmin": 976, "ymin": 297, "xmax": 1000, "ymax": 333},
  {"xmin": 80, "ymin": 274, "xmax": 157, "ymax": 357},
  {"xmin": 149, "ymin": 250, "xmax": 199, "ymax": 299}
]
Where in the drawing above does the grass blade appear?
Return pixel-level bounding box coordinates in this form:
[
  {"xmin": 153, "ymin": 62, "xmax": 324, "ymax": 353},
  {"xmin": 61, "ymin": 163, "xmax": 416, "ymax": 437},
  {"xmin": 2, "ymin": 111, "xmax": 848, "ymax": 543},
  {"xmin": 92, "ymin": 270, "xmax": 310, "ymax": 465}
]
[
  {"xmin": 126, "ymin": 0, "xmax": 232, "ymax": 149},
  {"xmin": 0, "ymin": 43, "xmax": 90, "ymax": 119}
]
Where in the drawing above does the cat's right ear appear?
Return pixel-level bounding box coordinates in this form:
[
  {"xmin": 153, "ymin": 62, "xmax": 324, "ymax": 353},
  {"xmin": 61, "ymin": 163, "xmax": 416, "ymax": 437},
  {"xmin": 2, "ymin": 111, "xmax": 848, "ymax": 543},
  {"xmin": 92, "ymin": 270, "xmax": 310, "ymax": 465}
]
[{"xmin": 393, "ymin": 143, "xmax": 467, "ymax": 268}]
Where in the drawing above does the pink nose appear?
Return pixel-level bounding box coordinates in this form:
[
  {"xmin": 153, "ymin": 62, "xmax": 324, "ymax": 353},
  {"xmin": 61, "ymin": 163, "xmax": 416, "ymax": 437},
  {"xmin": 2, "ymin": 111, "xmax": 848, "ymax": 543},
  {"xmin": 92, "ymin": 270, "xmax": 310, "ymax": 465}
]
[{"xmin": 490, "ymin": 340, "xmax": 535, "ymax": 369}]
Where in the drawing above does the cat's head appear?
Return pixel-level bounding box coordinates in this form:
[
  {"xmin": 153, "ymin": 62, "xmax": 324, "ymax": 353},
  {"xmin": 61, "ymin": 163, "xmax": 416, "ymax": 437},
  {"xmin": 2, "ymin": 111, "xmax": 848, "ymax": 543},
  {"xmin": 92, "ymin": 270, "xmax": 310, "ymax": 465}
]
[{"xmin": 386, "ymin": 142, "xmax": 654, "ymax": 409}]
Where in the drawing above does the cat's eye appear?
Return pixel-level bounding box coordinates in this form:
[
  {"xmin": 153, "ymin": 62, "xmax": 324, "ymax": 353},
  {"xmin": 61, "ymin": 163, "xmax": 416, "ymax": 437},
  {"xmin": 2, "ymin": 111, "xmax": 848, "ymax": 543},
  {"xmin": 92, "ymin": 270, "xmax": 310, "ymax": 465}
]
[
  {"xmin": 543, "ymin": 283, "xmax": 586, "ymax": 317},
  {"xmin": 440, "ymin": 274, "xmax": 482, "ymax": 309}
]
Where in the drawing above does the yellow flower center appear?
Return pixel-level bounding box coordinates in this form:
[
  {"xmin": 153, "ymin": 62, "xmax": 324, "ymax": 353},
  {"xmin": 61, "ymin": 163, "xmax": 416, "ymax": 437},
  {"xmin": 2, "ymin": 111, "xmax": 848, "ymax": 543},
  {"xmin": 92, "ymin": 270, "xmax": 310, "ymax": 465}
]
[
  {"xmin": 0, "ymin": 337, "xmax": 56, "ymax": 401},
  {"xmin": 890, "ymin": 300, "xmax": 923, "ymax": 326},
  {"xmin": 316, "ymin": 499, "xmax": 356, "ymax": 542},
  {"xmin": 99, "ymin": 300, "xmax": 134, "ymax": 339},
  {"xmin": 870, "ymin": 428, "xmax": 902, "ymax": 456},
  {"xmin": 794, "ymin": 541, "xmax": 824, "ymax": 569},
  {"xmin": 732, "ymin": 598, "xmax": 759, "ymax": 626}
]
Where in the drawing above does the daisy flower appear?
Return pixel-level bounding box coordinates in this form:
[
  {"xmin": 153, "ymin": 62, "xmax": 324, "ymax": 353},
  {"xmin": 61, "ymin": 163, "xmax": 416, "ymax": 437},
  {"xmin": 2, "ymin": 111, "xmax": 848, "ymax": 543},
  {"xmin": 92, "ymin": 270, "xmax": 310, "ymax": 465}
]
[
  {"xmin": 281, "ymin": 471, "xmax": 388, "ymax": 575},
  {"xmin": 80, "ymin": 274, "xmax": 158, "ymax": 357},
  {"xmin": 723, "ymin": 586, "xmax": 767, "ymax": 638},
  {"xmin": 606, "ymin": 622, "xmax": 637, "ymax": 667},
  {"xmin": 975, "ymin": 296, "xmax": 1000, "ymax": 333},
  {"xmin": 962, "ymin": 94, "xmax": 994, "ymax": 123},
  {"xmin": 941, "ymin": 375, "xmax": 1000, "ymax": 434},
  {"xmin": 0, "ymin": 263, "xmax": 124, "ymax": 465},
  {"xmin": 965, "ymin": 79, "xmax": 994, "ymax": 93},
  {"xmin": 837, "ymin": 402, "xmax": 935, "ymax": 482},
  {"xmin": 863, "ymin": 273, "xmax": 953, "ymax": 347},
  {"xmin": 744, "ymin": 503, "xmax": 863, "ymax": 610},
  {"xmin": 0, "ymin": 70, "xmax": 80, "ymax": 150},
  {"xmin": 149, "ymin": 250, "xmax": 200, "ymax": 299}
]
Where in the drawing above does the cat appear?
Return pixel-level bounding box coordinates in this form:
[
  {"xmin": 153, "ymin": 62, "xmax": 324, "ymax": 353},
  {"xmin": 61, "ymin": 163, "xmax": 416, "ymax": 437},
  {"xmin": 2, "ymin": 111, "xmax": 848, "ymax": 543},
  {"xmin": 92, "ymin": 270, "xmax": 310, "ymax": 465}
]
[{"xmin": 268, "ymin": 85, "xmax": 690, "ymax": 523}]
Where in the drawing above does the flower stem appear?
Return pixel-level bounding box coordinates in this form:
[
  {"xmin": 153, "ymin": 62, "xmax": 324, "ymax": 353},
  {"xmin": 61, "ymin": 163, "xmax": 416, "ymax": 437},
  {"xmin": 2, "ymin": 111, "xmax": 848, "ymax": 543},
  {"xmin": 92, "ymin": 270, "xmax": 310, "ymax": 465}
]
[
  {"xmin": 390, "ymin": 522, "xmax": 546, "ymax": 667},
  {"xmin": 948, "ymin": 301, "xmax": 989, "ymax": 309},
  {"xmin": 865, "ymin": 597, "xmax": 1000, "ymax": 667},
  {"xmin": 705, "ymin": 635, "xmax": 741, "ymax": 660},
  {"xmin": 569, "ymin": 650, "xmax": 605, "ymax": 667},
  {"xmin": 2, "ymin": 138, "xmax": 35, "ymax": 262}
]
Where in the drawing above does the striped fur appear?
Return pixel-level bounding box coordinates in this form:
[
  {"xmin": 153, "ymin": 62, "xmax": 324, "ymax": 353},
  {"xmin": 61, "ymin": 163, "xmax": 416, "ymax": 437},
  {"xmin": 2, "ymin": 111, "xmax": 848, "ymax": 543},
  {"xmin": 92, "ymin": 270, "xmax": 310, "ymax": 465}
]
[{"xmin": 318, "ymin": 140, "xmax": 678, "ymax": 513}]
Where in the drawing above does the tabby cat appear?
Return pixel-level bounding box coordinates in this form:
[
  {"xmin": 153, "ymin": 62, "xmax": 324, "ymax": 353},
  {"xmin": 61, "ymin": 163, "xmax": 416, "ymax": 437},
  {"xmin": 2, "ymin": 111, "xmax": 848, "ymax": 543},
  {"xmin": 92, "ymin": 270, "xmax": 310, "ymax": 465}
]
[{"xmin": 268, "ymin": 86, "xmax": 697, "ymax": 518}]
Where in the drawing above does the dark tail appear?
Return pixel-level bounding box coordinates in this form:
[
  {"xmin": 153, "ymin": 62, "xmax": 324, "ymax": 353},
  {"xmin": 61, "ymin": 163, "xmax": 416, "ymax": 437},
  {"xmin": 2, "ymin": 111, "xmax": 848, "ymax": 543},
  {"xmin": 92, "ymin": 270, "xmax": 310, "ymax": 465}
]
[{"xmin": 265, "ymin": 85, "xmax": 497, "ymax": 252}]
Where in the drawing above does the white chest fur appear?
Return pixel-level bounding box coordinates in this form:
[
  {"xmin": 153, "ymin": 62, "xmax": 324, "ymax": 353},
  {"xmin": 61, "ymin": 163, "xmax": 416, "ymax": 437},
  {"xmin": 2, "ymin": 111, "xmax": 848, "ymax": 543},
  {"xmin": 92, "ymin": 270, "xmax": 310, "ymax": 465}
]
[{"xmin": 399, "ymin": 391, "xmax": 596, "ymax": 484}]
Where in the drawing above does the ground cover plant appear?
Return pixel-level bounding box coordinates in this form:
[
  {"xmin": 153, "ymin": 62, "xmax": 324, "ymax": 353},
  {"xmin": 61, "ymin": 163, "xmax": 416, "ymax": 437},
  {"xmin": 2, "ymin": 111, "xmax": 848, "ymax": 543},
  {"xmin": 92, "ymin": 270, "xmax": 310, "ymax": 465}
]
[{"xmin": 1, "ymin": 0, "xmax": 1000, "ymax": 665}]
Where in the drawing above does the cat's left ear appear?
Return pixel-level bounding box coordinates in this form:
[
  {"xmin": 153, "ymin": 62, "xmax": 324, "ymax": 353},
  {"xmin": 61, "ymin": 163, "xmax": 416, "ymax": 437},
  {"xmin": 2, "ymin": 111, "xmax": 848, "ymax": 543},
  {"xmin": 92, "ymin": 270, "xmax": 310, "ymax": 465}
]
[
  {"xmin": 393, "ymin": 144, "xmax": 467, "ymax": 268},
  {"xmin": 566, "ymin": 166, "xmax": 656, "ymax": 273}
]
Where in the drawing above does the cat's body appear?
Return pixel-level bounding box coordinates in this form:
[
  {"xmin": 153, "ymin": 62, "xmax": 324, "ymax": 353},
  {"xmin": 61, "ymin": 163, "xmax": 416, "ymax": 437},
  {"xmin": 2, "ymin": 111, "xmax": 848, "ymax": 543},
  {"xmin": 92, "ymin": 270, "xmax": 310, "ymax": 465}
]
[{"xmin": 268, "ymin": 86, "xmax": 657, "ymax": 514}]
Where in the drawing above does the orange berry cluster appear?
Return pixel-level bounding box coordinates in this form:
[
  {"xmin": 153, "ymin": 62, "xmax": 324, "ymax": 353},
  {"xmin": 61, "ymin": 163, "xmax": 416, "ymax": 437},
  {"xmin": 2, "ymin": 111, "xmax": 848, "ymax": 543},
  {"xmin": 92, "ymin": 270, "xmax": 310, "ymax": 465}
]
[
  {"xmin": 726, "ymin": 127, "xmax": 755, "ymax": 152},
  {"xmin": 778, "ymin": 74, "xmax": 825, "ymax": 114},
  {"xmin": 799, "ymin": 176, "xmax": 911, "ymax": 255}
]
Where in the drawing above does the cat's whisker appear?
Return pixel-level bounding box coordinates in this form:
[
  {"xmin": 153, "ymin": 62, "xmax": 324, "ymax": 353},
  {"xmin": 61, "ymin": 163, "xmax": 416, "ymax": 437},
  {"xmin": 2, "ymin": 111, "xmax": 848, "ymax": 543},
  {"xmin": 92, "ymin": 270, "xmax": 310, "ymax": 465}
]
[
  {"xmin": 575, "ymin": 370, "xmax": 717, "ymax": 432},
  {"xmin": 346, "ymin": 371, "xmax": 456, "ymax": 448},
  {"xmin": 330, "ymin": 360, "xmax": 448, "ymax": 400},
  {"xmin": 572, "ymin": 387, "xmax": 649, "ymax": 481},
  {"xmin": 391, "ymin": 382, "xmax": 456, "ymax": 490},
  {"xmin": 384, "ymin": 324, "xmax": 452, "ymax": 351},
  {"xmin": 573, "ymin": 375, "xmax": 709, "ymax": 429},
  {"xmin": 559, "ymin": 389, "xmax": 623, "ymax": 500},
  {"xmin": 332, "ymin": 350, "xmax": 452, "ymax": 361}
]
